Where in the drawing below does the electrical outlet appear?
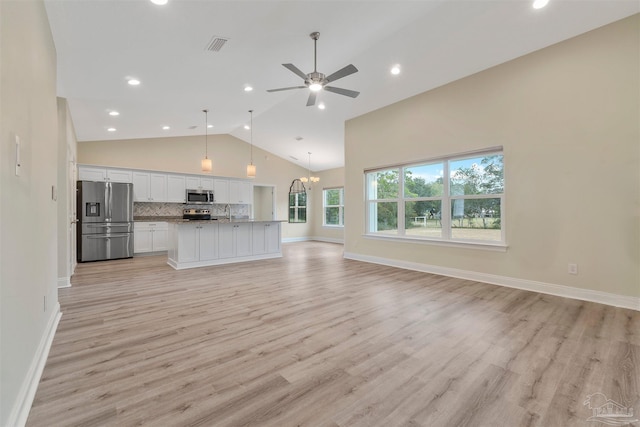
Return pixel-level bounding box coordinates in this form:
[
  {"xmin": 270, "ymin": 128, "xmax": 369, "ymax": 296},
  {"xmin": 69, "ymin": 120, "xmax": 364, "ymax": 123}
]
[{"xmin": 568, "ymin": 263, "xmax": 578, "ymax": 275}]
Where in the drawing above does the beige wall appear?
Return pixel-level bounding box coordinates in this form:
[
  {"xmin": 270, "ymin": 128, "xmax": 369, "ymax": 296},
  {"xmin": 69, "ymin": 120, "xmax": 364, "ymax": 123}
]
[
  {"xmin": 311, "ymin": 167, "xmax": 345, "ymax": 243},
  {"xmin": 1, "ymin": 1, "xmax": 60, "ymax": 424},
  {"xmin": 345, "ymin": 15, "xmax": 639, "ymax": 299},
  {"xmin": 78, "ymin": 134, "xmax": 313, "ymax": 239}
]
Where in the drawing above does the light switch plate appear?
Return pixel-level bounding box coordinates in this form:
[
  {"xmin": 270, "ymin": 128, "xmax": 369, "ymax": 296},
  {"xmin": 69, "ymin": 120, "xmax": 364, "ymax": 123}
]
[{"xmin": 15, "ymin": 135, "xmax": 21, "ymax": 176}]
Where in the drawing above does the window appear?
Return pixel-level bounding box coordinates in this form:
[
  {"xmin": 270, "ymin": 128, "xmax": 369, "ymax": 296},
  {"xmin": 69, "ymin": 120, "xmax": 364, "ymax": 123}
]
[
  {"xmin": 289, "ymin": 192, "xmax": 307, "ymax": 223},
  {"xmin": 288, "ymin": 179, "xmax": 307, "ymax": 223},
  {"xmin": 365, "ymin": 149, "xmax": 504, "ymax": 245},
  {"xmin": 323, "ymin": 187, "xmax": 344, "ymax": 227}
]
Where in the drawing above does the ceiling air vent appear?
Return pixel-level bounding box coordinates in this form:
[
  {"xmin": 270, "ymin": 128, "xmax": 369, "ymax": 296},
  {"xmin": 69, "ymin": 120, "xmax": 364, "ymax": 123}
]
[{"xmin": 206, "ymin": 36, "xmax": 229, "ymax": 52}]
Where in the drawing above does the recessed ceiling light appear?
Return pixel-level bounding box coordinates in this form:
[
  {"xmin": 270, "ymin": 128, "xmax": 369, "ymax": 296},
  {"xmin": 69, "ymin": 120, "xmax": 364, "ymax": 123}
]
[
  {"xmin": 391, "ymin": 65, "xmax": 401, "ymax": 75},
  {"xmin": 244, "ymin": 125, "xmax": 250, "ymax": 130},
  {"xmin": 150, "ymin": 0, "xmax": 168, "ymax": 5},
  {"xmin": 107, "ymin": 127, "xmax": 116, "ymax": 132},
  {"xmin": 127, "ymin": 78, "xmax": 140, "ymax": 86},
  {"xmin": 532, "ymin": 0, "xmax": 549, "ymax": 9},
  {"xmin": 207, "ymin": 124, "xmax": 213, "ymax": 128},
  {"xmin": 318, "ymin": 103, "xmax": 326, "ymax": 110},
  {"xmin": 244, "ymin": 85, "xmax": 253, "ymax": 92},
  {"xmin": 109, "ymin": 111, "xmax": 120, "ymax": 116},
  {"xmin": 162, "ymin": 126, "xmax": 170, "ymax": 130}
]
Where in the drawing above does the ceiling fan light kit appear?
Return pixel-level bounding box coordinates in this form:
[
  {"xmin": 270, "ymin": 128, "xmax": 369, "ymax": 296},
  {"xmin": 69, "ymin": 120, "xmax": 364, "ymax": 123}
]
[{"xmin": 267, "ymin": 31, "xmax": 360, "ymax": 106}]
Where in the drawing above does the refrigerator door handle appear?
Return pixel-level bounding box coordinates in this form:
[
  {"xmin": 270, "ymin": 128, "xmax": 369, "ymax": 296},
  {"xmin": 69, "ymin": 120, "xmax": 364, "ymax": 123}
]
[
  {"xmin": 107, "ymin": 182, "xmax": 113, "ymax": 221},
  {"xmin": 86, "ymin": 235, "xmax": 129, "ymax": 239}
]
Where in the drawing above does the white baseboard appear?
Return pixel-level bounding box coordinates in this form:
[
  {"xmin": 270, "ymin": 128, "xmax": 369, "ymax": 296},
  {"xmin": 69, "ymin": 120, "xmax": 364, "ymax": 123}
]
[
  {"xmin": 311, "ymin": 236, "xmax": 344, "ymax": 244},
  {"xmin": 282, "ymin": 237, "xmax": 312, "ymax": 243},
  {"xmin": 7, "ymin": 303, "xmax": 61, "ymax": 427},
  {"xmin": 344, "ymin": 252, "xmax": 640, "ymax": 311},
  {"xmin": 57, "ymin": 277, "xmax": 71, "ymax": 288},
  {"xmin": 282, "ymin": 237, "xmax": 344, "ymax": 244}
]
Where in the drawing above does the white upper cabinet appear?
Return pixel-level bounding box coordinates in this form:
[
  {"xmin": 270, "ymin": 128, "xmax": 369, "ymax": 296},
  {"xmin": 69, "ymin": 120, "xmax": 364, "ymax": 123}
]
[
  {"xmin": 149, "ymin": 174, "xmax": 167, "ymax": 201},
  {"xmin": 214, "ymin": 179, "xmax": 229, "ymax": 204},
  {"xmin": 78, "ymin": 165, "xmax": 253, "ymax": 206},
  {"xmin": 132, "ymin": 172, "xmax": 167, "ymax": 202},
  {"xmin": 78, "ymin": 166, "xmax": 132, "ymax": 183},
  {"xmin": 200, "ymin": 177, "xmax": 214, "ymax": 191},
  {"xmin": 185, "ymin": 176, "xmax": 214, "ymax": 191},
  {"xmin": 167, "ymin": 174, "xmax": 186, "ymax": 203},
  {"xmin": 229, "ymin": 180, "xmax": 253, "ymax": 204},
  {"xmin": 108, "ymin": 169, "xmax": 133, "ymax": 183}
]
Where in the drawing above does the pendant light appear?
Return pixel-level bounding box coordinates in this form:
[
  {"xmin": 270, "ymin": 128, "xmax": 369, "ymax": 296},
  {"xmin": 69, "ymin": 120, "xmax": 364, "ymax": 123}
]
[
  {"xmin": 201, "ymin": 109, "xmax": 212, "ymax": 172},
  {"xmin": 246, "ymin": 110, "xmax": 256, "ymax": 178},
  {"xmin": 300, "ymin": 152, "xmax": 319, "ymax": 186}
]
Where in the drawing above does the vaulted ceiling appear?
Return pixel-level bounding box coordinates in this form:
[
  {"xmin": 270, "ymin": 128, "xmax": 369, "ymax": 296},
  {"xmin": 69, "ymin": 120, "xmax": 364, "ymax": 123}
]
[{"xmin": 45, "ymin": 0, "xmax": 639, "ymax": 171}]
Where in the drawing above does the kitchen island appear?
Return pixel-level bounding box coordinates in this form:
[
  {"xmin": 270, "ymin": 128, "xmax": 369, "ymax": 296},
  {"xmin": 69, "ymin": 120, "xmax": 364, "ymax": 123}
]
[{"xmin": 165, "ymin": 218, "xmax": 284, "ymax": 270}]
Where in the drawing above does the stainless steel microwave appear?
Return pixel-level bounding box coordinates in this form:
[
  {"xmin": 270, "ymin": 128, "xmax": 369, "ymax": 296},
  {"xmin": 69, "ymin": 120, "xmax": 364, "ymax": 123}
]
[{"xmin": 186, "ymin": 189, "xmax": 214, "ymax": 204}]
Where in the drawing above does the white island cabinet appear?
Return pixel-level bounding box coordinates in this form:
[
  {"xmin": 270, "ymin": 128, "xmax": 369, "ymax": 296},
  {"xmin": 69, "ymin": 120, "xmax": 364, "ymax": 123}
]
[
  {"xmin": 219, "ymin": 222, "xmax": 252, "ymax": 258},
  {"xmin": 171, "ymin": 223, "xmax": 217, "ymax": 263},
  {"xmin": 167, "ymin": 220, "xmax": 282, "ymax": 270},
  {"xmin": 252, "ymin": 222, "xmax": 281, "ymax": 255}
]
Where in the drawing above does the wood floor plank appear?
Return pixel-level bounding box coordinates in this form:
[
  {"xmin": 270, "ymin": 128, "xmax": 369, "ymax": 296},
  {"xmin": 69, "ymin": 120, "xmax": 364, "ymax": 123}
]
[{"xmin": 26, "ymin": 241, "xmax": 640, "ymax": 426}]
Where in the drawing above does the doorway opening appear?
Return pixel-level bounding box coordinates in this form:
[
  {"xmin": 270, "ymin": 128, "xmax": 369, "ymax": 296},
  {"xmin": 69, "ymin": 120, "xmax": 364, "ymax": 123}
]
[{"xmin": 252, "ymin": 185, "xmax": 276, "ymax": 221}]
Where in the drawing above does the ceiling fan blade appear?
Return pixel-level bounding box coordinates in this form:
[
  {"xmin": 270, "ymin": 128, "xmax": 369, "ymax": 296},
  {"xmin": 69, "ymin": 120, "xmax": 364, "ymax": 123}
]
[
  {"xmin": 266, "ymin": 86, "xmax": 306, "ymax": 93},
  {"xmin": 325, "ymin": 64, "xmax": 358, "ymax": 83},
  {"xmin": 306, "ymin": 92, "xmax": 317, "ymax": 107},
  {"xmin": 283, "ymin": 63, "xmax": 308, "ymax": 80},
  {"xmin": 324, "ymin": 86, "xmax": 360, "ymax": 98}
]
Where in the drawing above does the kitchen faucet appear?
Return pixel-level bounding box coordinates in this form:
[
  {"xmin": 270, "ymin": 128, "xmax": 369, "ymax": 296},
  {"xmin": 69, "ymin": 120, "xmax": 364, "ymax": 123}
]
[{"xmin": 225, "ymin": 204, "xmax": 231, "ymax": 220}]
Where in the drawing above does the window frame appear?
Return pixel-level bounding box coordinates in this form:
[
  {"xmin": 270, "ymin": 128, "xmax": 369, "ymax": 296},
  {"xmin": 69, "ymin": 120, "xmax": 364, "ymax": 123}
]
[
  {"xmin": 323, "ymin": 187, "xmax": 345, "ymax": 227},
  {"xmin": 288, "ymin": 191, "xmax": 307, "ymax": 223},
  {"xmin": 364, "ymin": 147, "xmax": 506, "ymax": 249}
]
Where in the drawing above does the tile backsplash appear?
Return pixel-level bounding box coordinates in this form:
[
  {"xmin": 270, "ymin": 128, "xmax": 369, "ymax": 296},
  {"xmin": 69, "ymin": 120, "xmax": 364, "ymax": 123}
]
[{"xmin": 134, "ymin": 202, "xmax": 250, "ymax": 218}]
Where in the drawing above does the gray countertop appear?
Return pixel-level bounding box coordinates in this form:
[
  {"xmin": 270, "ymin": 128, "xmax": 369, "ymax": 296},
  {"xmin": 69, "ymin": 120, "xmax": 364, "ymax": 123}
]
[{"xmin": 134, "ymin": 216, "xmax": 285, "ymax": 224}]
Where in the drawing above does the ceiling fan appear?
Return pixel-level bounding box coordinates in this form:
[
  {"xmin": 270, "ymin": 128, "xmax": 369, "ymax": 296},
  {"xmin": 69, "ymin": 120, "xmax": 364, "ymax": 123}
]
[{"xmin": 267, "ymin": 32, "xmax": 360, "ymax": 107}]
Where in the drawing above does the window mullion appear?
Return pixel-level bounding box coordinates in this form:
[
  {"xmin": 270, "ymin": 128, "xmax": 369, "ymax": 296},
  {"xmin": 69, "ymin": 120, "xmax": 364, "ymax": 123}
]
[
  {"xmin": 442, "ymin": 161, "xmax": 451, "ymax": 240},
  {"xmin": 398, "ymin": 168, "xmax": 405, "ymax": 236}
]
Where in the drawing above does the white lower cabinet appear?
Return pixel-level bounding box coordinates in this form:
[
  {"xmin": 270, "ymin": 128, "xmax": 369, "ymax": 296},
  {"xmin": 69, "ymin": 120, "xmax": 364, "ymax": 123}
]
[
  {"xmin": 176, "ymin": 223, "xmax": 218, "ymax": 263},
  {"xmin": 134, "ymin": 222, "xmax": 168, "ymax": 253},
  {"xmin": 252, "ymin": 222, "xmax": 281, "ymax": 255},
  {"xmin": 219, "ymin": 223, "xmax": 252, "ymax": 259}
]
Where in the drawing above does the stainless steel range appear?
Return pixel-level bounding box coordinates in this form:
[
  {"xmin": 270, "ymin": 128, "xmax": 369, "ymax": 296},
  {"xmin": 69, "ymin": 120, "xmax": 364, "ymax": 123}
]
[{"xmin": 183, "ymin": 208, "xmax": 211, "ymax": 220}]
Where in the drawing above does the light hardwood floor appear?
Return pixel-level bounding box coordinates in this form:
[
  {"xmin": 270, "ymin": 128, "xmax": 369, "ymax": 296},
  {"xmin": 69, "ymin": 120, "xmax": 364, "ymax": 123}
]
[{"xmin": 27, "ymin": 242, "xmax": 639, "ymax": 426}]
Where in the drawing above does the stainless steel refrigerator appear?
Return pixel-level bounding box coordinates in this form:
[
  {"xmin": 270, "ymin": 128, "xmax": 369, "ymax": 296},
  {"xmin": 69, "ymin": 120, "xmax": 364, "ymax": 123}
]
[{"xmin": 77, "ymin": 181, "xmax": 134, "ymax": 262}]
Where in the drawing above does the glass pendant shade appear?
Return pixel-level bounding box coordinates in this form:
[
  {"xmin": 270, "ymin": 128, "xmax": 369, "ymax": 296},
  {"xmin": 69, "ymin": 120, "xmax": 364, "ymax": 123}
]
[
  {"xmin": 246, "ymin": 110, "xmax": 256, "ymax": 178},
  {"xmin": 201, "ymin": 157, "xmax": 212, "ymax": 172},
  {"xmin": 246, "ymin": 163, "xmax": 256, "ymax": 178},
  {"xmin": 201, "ymin": 109, "xmax": 212, "ymax": 172}
]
